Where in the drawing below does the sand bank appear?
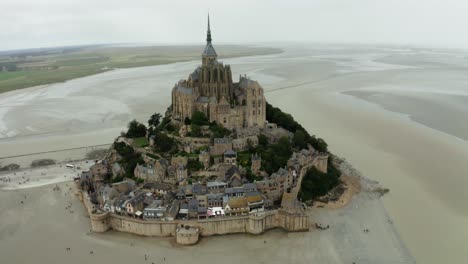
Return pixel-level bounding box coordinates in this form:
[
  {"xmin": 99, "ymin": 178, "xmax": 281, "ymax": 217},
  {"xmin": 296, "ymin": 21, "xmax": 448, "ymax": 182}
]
[{"xmin": 0, "ymin": 160, "xmax": 93, "ymax": 190}]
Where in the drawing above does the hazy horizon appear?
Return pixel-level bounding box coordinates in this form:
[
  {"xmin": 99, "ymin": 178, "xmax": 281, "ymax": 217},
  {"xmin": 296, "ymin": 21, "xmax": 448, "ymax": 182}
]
[{"xmin": 2, "ymin": 0, "xmax": 468, "ymax": 51}]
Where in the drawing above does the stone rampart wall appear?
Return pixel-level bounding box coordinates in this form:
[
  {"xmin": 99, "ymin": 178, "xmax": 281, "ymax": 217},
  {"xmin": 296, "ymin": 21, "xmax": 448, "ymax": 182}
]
[{"xmin": 79, "ymin": 190, "xmax": 309, "ymax": 245}]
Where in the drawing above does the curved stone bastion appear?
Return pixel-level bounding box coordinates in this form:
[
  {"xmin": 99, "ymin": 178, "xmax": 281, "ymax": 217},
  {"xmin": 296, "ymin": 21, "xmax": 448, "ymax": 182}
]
[{"xmin": 78, "ymin": 191, "xmax": 310, "ymax": 245}]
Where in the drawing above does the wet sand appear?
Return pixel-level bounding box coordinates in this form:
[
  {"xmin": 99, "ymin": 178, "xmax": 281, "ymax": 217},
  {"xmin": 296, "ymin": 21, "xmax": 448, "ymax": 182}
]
[
  {"xmin": 0, "ymin": 178, "xmax": 414, "ymax": 264},
  {"xmin": 0, "ymin": 160, "xmax": 93, "ymax": 190}
]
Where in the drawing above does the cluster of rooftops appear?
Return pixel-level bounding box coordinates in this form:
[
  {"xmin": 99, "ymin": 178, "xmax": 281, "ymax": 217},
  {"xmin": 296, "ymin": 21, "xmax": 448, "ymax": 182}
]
[
  {"xmin": 79, "ymin": 145, "xmax": 322, "ymax": 222},
  {"xmin": 85, "ymin": 176, "xmax": 269, "ymax": 221}
]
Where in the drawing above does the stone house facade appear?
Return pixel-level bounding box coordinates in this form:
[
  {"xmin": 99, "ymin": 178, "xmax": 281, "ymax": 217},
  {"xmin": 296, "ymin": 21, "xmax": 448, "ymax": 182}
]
[{"xmin": 211, "ymin": 138, "xmax": 232, "ymax": 155}]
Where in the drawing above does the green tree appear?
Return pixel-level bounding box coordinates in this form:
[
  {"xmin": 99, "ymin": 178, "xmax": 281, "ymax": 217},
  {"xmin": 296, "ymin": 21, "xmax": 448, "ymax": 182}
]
[
  {"xmin": 265, "ymin": 102, "xmax": 328, "ymax": 152},
  {"xmin": 190, "ymin": 124, "xmax": 203, "ymax": 137},
  {"xmin": 148, "ymin": 113, "xmax": 162, "ymax": 128},
  {"xmin": 298, "ymin": 157, "xmax": 340, "ymax": 201},
  {"xmin": 126, "ymin": 119, "xmax": 147, "ymax": 138},
  {"xmin": 258, "ymin": 134, "xmax": 269, "ymax": 146},
  {"xmin": 209, "ymin": 122, "xmax": 231, "ymax": 138},
  {"xmin": 191, "ymin": 111, "xmax": 209, "ymax": 126},
  {"xmin": 113, "ymin": 141, "xmax": 144, "ymax": 180},
  {"xmin": 293, "ymin": 130, "xmax": 307, "ymax": 149},
  {"xmin": 153, "ymin": 132, "xmax": 174, "ymax": 153}
]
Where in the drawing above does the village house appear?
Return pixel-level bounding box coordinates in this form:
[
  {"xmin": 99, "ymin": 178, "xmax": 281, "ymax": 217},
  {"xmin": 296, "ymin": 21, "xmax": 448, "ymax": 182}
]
[
  {"xmin": 251, "ymin": 154, "xmax": 262, "ymax": 174},
  {"xmin": 143, "ymin": 200, "xmax": 166, "ymax": 219},
  {"xmin": 179, "ymin": 203, "xmax": 189, "ymax": 219},
  {"xmin": 114, "ymin": 195, "xmax": 130, "ymax": 214},
  {"xmin": 141, "ymin": 182, "xmax": 173, "ymax": 196},
  {"xmin": 207, "ymin": 181, "xmax": 227, "ymax": 193},
  {"xmin": 154, "ymin": 158, "xmax": 170, "ymax": 181},
  {"xmin": 224, "ymin": 166, "xmax": 244, "ymax": 187},
  {"xmin": 255, "ymin": 168, "xmax": 293, "ymax": 201},
  {"xmin": 196, "ymin": 194, "xmax": 208, "ymax": 208},
  {"xmin": 223, "ymin": 149, "xmax": 237, "ymax": 164},
  {"xmin": 97, "ymin": 185, "xmax": 118, "ymax": 206},
  {"xmin": 125, "ymin": 193, "xmax": 146, "ymax": 215},
  {"xmin": 192, "ymin": 183, "xmax": 208, "ymax": 196},
  {"xmin": 188, "ymin": 199, "xmax": 199, "ymax": 219},
  {"xmin": 232, "ymin": 135, "xmax": 259, "ymax": 151},
  {"xmin": 134, "ymin": 163, "xmax": 157, "ymax": 182},
  {"xmin": 207, "ymin": 193, "xmax": 224, "ymax": 207},
  {"xmin": 198, "ymin": 206, "xmax": 208, "ymax": 219},
  {"xmin": 211, "ymin": 138, "xmax": 233, "ymax": 155}
]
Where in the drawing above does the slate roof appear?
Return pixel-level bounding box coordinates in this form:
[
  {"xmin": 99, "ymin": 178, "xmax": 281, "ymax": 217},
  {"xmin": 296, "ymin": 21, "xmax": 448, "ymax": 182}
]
[
  {"xmin": 192, "ymin": 183, "xmax": 207, "ymax": 195},
  {"xmin": 207, "ymin": 181, "xmax": 227, "ymax": 188},
  {"xmin": 224, "ymin": 149, "xmax": 237, "ymax": 157},
  {"xmin": 238, "ymin": 77, "xmax": 260, "ymax": 89},
  {"xmin": 225, "ymin": 166, "xmax": 240, "ymax": 178},
  {"xmin": 189, "ymin": 67, "xmax": 200, "ymax": 81},
  {"xmin": 202, "ymin": 42, "xmax": 217, "ymax": 57},
  {"xmin": 207, "ymin": 193, "xmax": 224, "ymax": 203},
  {"xmin": 214, "ymin": 138, "xmax": 232, "ymax": 144},
  {"xmin": 175, "ymin": 86, "xmax": 193, "ymax": 95},
  {"xmin": 243, "ymin": 183, "xmax": 257, "ymax": 192}
]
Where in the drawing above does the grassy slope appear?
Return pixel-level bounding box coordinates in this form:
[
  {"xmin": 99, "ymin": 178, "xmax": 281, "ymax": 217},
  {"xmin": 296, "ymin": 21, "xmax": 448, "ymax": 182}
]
[{"xmin": 0, "ymin": 45, "xmax": 281, "ymax": 94}]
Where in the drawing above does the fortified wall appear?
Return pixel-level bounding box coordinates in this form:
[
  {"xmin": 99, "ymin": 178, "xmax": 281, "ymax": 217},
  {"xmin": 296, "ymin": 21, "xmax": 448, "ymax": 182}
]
[{"xmin": 78, "ymin": 191, "xmax": 309, "ymax": 245}]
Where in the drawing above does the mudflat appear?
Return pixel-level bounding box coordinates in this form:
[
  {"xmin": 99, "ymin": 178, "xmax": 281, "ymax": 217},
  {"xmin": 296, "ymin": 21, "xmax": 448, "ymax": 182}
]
[{"xmin": 0, "ymin": 173, "xmax": 413, "ymax": 264}]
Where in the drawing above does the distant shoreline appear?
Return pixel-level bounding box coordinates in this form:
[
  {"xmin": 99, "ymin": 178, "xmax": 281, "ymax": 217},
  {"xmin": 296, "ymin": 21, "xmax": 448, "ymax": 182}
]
[{"xmin": 0, "ymin": 45, "xmax": 282, "ymax": 94}]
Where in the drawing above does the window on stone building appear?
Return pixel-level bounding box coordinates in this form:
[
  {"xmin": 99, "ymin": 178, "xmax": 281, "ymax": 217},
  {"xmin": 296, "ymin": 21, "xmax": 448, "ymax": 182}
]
[{"xmin": 253, "ymin": 110, "xmax": 256, "ymax": 115}]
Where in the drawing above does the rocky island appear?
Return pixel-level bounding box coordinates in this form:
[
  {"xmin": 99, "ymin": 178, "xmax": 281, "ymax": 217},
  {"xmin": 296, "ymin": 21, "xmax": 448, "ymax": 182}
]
[{"xmin": 78, "ymin": 16, "xmax": 342, "ymax": 245}]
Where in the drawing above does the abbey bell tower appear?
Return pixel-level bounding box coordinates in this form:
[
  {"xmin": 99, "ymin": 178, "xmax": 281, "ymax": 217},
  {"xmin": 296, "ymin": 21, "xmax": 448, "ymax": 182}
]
[{"xmin": 202, "ymin": 14, "xmax": 218, "ymax": 65}]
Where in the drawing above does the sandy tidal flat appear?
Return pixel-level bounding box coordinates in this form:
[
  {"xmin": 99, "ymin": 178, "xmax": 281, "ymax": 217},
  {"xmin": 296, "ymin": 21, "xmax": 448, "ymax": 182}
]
[{"xmin": 0, "ymin": 178, "xmax": 414, "ymax": 264}]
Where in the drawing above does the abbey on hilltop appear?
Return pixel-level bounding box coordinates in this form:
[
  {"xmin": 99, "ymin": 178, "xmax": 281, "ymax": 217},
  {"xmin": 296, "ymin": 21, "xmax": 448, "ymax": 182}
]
[{"xmin": 171, "ymin": 15, "xmax": 266, "ymax": 129}]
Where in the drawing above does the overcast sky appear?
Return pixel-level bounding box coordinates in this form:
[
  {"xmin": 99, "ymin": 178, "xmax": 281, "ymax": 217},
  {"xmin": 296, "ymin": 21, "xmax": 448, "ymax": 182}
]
[{"xmin": 2, "ymin": 0, "xmax": 468, "ymax": 51}]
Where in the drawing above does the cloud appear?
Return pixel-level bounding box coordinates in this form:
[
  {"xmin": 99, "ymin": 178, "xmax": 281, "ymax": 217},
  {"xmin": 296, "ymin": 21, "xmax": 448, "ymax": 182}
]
[{"xmin": 1, "ymin": 0, "xmax": 468, "ymax": 50}]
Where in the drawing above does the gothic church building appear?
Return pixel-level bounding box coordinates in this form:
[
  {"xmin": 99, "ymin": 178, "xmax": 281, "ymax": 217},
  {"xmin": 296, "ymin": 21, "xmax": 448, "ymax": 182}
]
[{"xmin": 171, "ymin": 15, "xmax": 266, "ymax": 129}]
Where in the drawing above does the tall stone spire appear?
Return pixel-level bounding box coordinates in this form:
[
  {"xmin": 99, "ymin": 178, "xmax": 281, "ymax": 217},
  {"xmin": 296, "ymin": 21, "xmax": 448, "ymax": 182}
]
[
  {"xmin": 207, "ymin": 13, "xmax": 212, "ymax": 43},
  {"xmin": 202, "ymin": 13, "xmax": 217, "ymax": 65}
]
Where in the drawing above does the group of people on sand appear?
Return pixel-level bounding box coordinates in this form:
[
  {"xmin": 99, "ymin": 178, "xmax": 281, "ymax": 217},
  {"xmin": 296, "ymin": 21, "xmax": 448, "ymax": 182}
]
[
  {"xmin": 0, "ymin": 177, "xmax": 12, "ymax": 182},
  {"xmin": 315, "ymin": 223, "xmax": 330, "ymax": 230}
]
